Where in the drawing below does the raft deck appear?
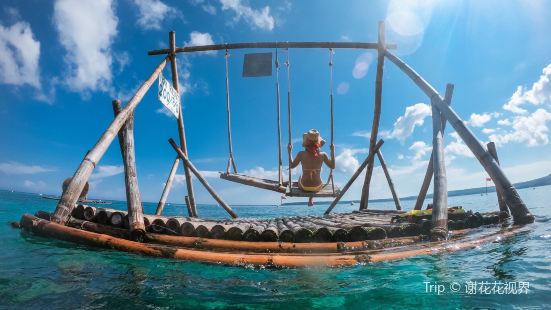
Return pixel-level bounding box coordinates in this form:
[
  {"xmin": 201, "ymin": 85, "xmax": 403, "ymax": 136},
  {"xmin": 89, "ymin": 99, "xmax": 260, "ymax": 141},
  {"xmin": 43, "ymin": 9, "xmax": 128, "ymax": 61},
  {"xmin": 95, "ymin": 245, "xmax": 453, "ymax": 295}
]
[
  {"xmin": 67, "ymin": 205, "xmax": 504, "ymax": 243},
  {"xmin": 20, "ymin": 210, "xmax": 525, "ymax": 267}
]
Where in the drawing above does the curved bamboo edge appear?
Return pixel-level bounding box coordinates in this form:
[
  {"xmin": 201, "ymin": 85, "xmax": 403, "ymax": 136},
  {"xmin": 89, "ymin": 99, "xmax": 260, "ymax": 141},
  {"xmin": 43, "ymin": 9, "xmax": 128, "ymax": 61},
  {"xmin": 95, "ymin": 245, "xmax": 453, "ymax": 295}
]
[{"xmin": 20, "ymin": 214, "xmax": 529, "ymax": 267}]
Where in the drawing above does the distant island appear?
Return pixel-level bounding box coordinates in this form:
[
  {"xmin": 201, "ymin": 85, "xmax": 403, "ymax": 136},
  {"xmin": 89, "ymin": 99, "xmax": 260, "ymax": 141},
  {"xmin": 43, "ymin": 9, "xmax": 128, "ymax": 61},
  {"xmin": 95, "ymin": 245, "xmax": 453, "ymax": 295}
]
[{"xmin": 282, "ymin": 173, "xmax": 551, "ymax": 206}]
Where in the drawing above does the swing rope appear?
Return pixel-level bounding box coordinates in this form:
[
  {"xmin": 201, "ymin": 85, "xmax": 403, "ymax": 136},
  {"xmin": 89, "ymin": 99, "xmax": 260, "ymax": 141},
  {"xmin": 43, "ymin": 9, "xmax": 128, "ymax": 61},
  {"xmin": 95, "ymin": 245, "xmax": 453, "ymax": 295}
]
[
  {"xmin": 224, "ymin": 48, "xmax": 238, "ymax": 174},
  {"xmin": 285, "ymin": 48, "xmax": 293, "ymax": 189},
  {"xmin": 325, "ymin": 48, "xmax": 336, "ymax": 194},
  {"xmin": 275, "ymin": 47, "xmax": 283, "ymax": 186}
]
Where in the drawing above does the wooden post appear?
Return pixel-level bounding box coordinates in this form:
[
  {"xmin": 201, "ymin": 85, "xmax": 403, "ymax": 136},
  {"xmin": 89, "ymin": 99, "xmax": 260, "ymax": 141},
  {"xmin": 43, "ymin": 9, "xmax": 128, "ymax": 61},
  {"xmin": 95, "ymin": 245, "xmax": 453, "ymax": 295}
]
[
  {"xmin": 325, "ymin": 139, "xmax": 384, "ymax": 215},
  {"xmin": 414, "ymin": 158, "xmax": 433, "ymax": 211},
  {"xmin": 169, "ymin": 31, "xmax": 197, "ymax": 217},
  {"xmin": 112, "ymin": 100, "xmax": 145, "ymax": 241},
  {"xmin": 487, "ymin": 142, "xmax": 509, "ymax": 216},
  {"xmin": 155, "ymin": 157, "xmax": 180, "ymax": 216},
  {"xmin": 148, "ymin": 41, "xmax": 399, "ymax": 56},
  {"xmin": 384, "ymin": 50, "xmax": 534, "ymax": 224},
  {"xmin": 414, "ymin": 85, "xmax": 454, "ymax": 210},
  {"xmin": 376, "ymin": 149, "xmax": 402, "ymax": 210},
  {"xmin": 430, "ymin": 94, "xmax": 448, "ymax": 241},
  {"xmin": 51, "ymin": 57, "xmax": 169, "ymax": 224},
  {"xmin": 168, "ymin": 138, "xmax": 238, "ymax": 218},
  {"xmin": 360, "ymin": 21, "xmax": 385, "ymax": 210}
]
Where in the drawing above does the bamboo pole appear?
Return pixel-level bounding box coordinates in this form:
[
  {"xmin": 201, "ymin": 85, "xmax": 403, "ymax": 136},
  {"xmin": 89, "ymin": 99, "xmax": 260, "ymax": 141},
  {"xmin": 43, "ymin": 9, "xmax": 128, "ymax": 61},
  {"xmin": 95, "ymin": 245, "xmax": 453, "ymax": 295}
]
[
  {"xmin": 51, "ymin": 57, "xmax": 169, "ymax": 224},
  {"xmin": 112, "ymin": 100, "xmax": 146, "ymax": 241},
  {"xmin": 286, "ymin": 49, "xmax": 293, "ymax": 190},
  {"xmin": 275, "ymin": 50, "xmax": 283, "ymax": 186},
  {"xmin": 430, "ymin": 94, "xmax": 449, "ymax": 241},
  {"xmin": 360, "ymin": 22, "xmax": 386, "ymax": 210},
  {"xmin": 325, "ymin": 139, "xmax": 384, "ymax": 215},
  {"xmin": 148, "ymin": 41, "xmax": 397, "ymax": 56},
  {"xmin": 384, "ymin": 50, "xmax": 534, "ymax": 224},
  {"xmin": 169, "ymin": 31, "xmax": 197, "ymax": 218},
  {"xmin": 224, "ymin": 49, "xmax": 238, "ymax": 174},
  {"xmin": 168, "ymin": 138, "xmax": 238, "ymax": 218},
  {"xmin": 414, "ymin": 86, "xmax": 453, "ymax": 210},
  {"xmin": 72, "ymin": 204, "xmax": 85, "ymax": 220},
  {"xmin": 376, "ymin": 149, "xmax": 402, "ymax": 210},
  {"xmin": 155, "ymin": 157, "xmax": 180, "ymax": 215},
  {"xmin": 487, "ymin": 142, "xmax": 509, "ymax": 215}
]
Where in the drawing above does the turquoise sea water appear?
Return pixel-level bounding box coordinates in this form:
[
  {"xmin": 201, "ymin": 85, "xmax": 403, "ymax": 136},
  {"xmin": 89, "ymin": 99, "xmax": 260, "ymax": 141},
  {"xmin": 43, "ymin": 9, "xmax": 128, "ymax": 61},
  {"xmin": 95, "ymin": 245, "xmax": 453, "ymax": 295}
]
[{"xmin": 0, "ymin": 187, "xmax": 550, "ymax": 309}]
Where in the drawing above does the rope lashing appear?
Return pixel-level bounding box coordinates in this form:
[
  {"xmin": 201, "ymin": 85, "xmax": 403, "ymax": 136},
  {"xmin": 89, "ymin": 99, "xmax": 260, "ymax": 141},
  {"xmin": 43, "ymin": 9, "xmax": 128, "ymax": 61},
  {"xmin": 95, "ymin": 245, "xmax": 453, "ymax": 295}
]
[{"xmin": 224, "ymin": 48, "xmax": 237, "ymax": 174}]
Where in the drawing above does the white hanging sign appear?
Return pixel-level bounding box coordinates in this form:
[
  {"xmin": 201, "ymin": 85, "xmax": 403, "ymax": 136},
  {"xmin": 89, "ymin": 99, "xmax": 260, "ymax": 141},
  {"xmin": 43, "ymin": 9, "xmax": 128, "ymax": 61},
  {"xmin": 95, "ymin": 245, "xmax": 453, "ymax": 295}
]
[{"xmin": 158, "ymin": 73, "xmax": 181, "ymax": 118}]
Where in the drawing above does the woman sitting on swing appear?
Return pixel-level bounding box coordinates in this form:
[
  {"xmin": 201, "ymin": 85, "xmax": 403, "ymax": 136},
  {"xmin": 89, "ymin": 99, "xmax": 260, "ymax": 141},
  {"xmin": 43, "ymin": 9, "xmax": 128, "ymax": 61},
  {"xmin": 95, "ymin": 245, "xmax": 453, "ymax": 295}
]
[{"xmin": 288, "ymin": 129, "xmax": 335, "ymax": 207}]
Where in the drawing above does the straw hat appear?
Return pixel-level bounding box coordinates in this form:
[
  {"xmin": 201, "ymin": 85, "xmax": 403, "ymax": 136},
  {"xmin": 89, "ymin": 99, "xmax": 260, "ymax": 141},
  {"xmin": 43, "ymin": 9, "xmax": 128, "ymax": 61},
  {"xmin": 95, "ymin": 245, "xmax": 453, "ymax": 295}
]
[{"xmin": 302, "ymin": 129, "xmax": 326, "ymax": 147}]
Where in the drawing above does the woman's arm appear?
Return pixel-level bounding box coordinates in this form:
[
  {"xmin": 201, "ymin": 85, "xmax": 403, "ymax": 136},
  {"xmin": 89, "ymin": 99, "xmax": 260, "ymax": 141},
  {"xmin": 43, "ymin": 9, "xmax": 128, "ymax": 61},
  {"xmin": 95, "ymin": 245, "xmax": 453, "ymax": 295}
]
[
  {"xmin": 322, "ymin": 145, "xmax": 336, "ymax": 169},
  {"xmin": 288, "ymin": 143, "xmax": 302, "ymax": 169}
]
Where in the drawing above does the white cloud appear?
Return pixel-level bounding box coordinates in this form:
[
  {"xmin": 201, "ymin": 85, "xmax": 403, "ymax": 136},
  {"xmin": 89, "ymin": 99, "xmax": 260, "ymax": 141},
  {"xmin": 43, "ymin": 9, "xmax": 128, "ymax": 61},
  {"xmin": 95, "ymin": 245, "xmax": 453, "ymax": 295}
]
[
  {"xmin": 174, "ymin": 174, "xmax": 186, "ymax": 186},
  {"xmin": 386, "ymin": 159, "xmax": 428, "ymax": 177},
  {"xmin": 333, "ymin": 147, "xmax": 369, "ymax": 175},
  {"xmin": 352, "ymin": 130, "xmax": 370, "ymax": 139},
  {"xmin": 0, "ymin": 21, "xmax": 40, "ymax": 88},
  {"xmin": 335, "ymin": 149, "xmax": 360, "ymax": 174},
  {"xmin": 409, "ymin": 141, "xmax": 431, "ymax": 160},
  {"xmin": 241, "ymin": 166, "xmax": 280, "ymax": 180},
  {"xmin": 336, "ymin": 82, "xmax": 350, "ymax": 95},
  {"xmin": 23, "ymin": 179, "xmax": 47, "ymax": 189},
  {"xmin": 503, "ymin": 63, "xmax": 551, "ymax": 114},
  {"xmin": 340, "ymin": 35, "xmax": 351, "ymax": 42},
  {"xmin": 54, "ymin": 0, "xmax": 117, "ymax": 92},
  {"xmin": 90, "ymin": 165, "xmax": 124, "ymax": 180},
  {"xmin": 185, "ymin": 31, "xmax": 216, "ymax": 55},
  {"xmin": 189, "ymin": 0, "xmax": 217, "ymax": 15},
  {"xmin": 445, "ymin": 132, "xmax": 474, "ymax": 158},
  {"xmin": 0, "ymin": 161, "xmax": 54, "ymax": 174},
  {"xmin": 490, "ymin": 108, "xmax": 551, "ymax": 147},
  {"xmin": 202, "ymin": 4, "xmax": 217, "ymax": 14},
  {"xmin": 201, "ymin": 170, "xmax": 221, "ymax": 178},
  {"xmin": 220, "ymin": 0, "xmax": 275, "ymax": 31},
  {"xmin": 133, "ymin": 0, "xmax": 180, "ymax": 31},
  {"xmin": 352, "ymin": 52, "xmax": 374, "ymax": 79},
  {"xmin": 468, "ymin": 112, "xmax": 499, "ymax": 127},
  {"xmin": 382, "ymin": 103, "xmax": 432, "ymax": 142},
  {"xmin": 156, "ymin": 106, "xmax": 176, "ymax": 117},
  {"xmin": 482, "ymin": 128, "xmax": 496, "ymax": 134},
  {"xmin": 497, "ymin": 118, "xmax": 512, "ymax": 126}
]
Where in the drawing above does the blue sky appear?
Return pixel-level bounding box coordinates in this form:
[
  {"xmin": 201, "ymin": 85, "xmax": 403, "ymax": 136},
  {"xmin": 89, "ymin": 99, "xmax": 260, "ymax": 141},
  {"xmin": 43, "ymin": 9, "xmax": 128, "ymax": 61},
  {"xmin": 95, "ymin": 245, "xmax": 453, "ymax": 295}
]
[{"xmin": 1, "ymin": 0, "xmax": 550, "ymax": 205}]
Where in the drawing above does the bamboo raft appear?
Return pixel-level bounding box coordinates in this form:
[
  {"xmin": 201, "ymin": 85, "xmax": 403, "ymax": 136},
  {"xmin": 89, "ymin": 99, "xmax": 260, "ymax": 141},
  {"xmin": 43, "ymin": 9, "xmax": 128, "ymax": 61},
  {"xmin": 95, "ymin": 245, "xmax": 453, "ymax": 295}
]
[
  {"xmin": 18, "ymin": 23, "xmax": 535, "ymax": 268},
  {"xmin": 64, "ymin": 205, "xmax": 507, "ymax": 242},
  {"xmin": 20, "ymin": 208, "xmax": 525, "ymax": 267}
]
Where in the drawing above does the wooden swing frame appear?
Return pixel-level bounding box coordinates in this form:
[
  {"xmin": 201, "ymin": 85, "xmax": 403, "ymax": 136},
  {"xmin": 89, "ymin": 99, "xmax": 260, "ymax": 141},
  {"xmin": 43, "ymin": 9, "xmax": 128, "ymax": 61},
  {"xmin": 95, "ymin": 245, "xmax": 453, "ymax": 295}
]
[{"xmin": 49, "ymin": 23, "xmax": 534, "ymax": 244}]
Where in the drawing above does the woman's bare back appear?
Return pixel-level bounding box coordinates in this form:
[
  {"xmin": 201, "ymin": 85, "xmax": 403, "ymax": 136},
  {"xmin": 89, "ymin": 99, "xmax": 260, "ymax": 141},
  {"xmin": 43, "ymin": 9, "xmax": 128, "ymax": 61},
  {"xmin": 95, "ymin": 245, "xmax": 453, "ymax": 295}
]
[{"xmin": 291, "ymin": 151, "xmax": 334, "ymax": 187}]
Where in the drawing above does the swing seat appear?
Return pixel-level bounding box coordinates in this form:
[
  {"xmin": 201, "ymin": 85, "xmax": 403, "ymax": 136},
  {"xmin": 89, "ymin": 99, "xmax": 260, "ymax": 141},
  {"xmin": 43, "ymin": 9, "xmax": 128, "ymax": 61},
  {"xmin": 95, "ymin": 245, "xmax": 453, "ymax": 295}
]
[
  {"xmin": 287, "ymin": 182, "xmax": 340, "ymax": 197},
  {"xmin": 220, "ymin": 172, "xmax": 287, "ymax": 193}
]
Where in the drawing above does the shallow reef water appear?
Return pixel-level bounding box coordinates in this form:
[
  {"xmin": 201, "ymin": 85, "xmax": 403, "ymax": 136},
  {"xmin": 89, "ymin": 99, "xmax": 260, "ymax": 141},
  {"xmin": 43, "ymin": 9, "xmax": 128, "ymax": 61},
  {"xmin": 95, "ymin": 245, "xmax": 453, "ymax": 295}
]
[{"xmin": 0, "ymin": 186, "xmax": 550, "ymax": 309}]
